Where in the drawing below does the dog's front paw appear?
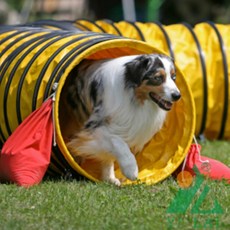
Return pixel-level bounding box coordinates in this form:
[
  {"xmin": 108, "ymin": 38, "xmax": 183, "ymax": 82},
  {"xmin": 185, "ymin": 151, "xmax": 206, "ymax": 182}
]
[
  {"xmin": 107, "ymin": 177, "xmax": 121, "ymax": 186},
  {"xmin": 101, "ymin": 175, "xmax": 121, "ymax": 186},
  {"xmin": 121, "ymin": 160, "xmax": 138, "ymax": 181}
]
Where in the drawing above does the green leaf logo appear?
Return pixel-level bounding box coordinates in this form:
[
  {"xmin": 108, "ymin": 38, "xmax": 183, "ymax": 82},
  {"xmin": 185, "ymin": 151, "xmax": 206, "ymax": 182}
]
[{"xmin": 167, "ymin": 166, "xmax": 223, "ymax": 215}]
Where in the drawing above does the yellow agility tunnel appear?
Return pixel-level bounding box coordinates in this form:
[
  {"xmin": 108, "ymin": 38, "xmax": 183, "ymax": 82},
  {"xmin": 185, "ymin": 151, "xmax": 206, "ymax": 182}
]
[
  {"xmin": 73, "ymin": 20, "xmax": 230, "ymax": 140},
  {"xmin": 0, "ymin": 26, "xmax": 195, "ymax": 184},
  {"xmin": 33, "ymin": 19, "xmax": 230, "ymax": 140}
]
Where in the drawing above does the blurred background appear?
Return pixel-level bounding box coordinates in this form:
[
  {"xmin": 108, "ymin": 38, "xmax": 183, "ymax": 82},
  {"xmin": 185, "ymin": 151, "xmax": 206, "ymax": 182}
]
[{"xmin": 0, "ymin": 0, "xmax": 230, "ymax": 25}]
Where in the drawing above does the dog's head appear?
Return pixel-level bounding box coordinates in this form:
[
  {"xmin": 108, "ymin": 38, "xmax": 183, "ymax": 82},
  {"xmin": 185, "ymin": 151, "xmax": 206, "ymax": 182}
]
[{"xmin": 124, "ymin": 54, "xmax": 181, "ymax": 110}]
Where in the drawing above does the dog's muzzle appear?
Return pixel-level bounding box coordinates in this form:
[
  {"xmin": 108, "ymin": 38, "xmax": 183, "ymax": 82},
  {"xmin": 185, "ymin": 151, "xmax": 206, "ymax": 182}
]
[{"xmin": 149, "ymin": 91, "xmax": 181, "ymax": 111}]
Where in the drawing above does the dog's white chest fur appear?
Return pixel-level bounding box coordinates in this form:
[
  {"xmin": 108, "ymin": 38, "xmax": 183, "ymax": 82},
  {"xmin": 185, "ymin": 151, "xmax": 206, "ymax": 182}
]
[{"xmin": 108, "ymin": 100, "xmax": 167, "ymax": 153}]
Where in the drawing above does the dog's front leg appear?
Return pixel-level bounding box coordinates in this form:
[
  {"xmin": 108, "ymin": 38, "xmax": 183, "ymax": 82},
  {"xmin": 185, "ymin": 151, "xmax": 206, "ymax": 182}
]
[
  {"xmin": 67, "ymin": 128, "xmax": 138, "ymax": 184},
  {"xmin": 101, "ymin": 160, "xmax": 121, "ymax": 186},
  {"xmin": 110, "ymin": 136, "xmax": 138, "ymax": 181}
]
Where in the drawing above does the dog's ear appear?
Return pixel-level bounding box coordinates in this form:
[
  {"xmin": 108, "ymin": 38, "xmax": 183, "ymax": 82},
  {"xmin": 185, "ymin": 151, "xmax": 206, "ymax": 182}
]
[{"xmin": 124, "ymin": 55, "xmax": 152, "ymax": 87}]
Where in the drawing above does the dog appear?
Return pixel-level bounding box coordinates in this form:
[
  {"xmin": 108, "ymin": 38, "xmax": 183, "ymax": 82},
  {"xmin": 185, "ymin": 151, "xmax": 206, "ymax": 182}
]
[{"xmin": 59, "ymin": 54, "xmax": 181, "ymax": 185}]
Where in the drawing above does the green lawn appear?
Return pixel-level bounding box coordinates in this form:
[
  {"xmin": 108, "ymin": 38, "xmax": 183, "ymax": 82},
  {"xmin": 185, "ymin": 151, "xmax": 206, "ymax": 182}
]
[{"xmin": 0, "ymin": 140, "xmax": 229, "ymax": 230}]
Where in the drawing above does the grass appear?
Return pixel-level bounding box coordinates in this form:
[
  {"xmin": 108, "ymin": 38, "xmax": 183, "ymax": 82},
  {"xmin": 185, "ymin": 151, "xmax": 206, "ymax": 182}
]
[{"xmin": 0, "ymin": 140, "xmax": 229, "ymax": 230}]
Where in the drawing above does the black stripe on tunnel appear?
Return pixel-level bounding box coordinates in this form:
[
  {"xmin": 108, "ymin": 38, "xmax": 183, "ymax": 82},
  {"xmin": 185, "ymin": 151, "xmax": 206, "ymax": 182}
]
[
  {"xmin": 74, "ymin": 21, "xmax": 91, "ymax": 31},
  {"xmin": 75, "ymin": 19, "xmax": 107, "ymax": 33},
  {"xmin": 1, "ymin": 29, "xmax": 33, "ymax": 141},
  {"xmin": 124, "ymin": 21, "xmax": 146, "ymax": 41},
  {"xmin": 207, "ymin": 22, "xmax": 229, "ymax": 139},
  {"xmin": 101, "ymin": 19, "xmax": 122, "ymax": 36},
  {"xmin": 0, "ymin": 30, "xmax": 30, "ymax": 48},
  {"xmin": 154, "ymin": 22, "xmax": 175, "ymax": 60},
  {"xmin": 16, "ymin": 32, "xmax": 80, "ymax": 124},
  {"xmin": 0, "ymin": 30, "xmax": 40, "ymax": 60},
  {"xmin": 182, "ymin": 23, "xmax": 208, "ymax": 136},
  {"xmin": 1, "ymin": 32, "xmax": 57, "ymax": 138},
  {"xmin": 0, "ymin": 30, "xmax": 49, "ymax": 77},
  {"xmin": 0, "ymin": 32, "xmax": 38, "ymax": 84}
]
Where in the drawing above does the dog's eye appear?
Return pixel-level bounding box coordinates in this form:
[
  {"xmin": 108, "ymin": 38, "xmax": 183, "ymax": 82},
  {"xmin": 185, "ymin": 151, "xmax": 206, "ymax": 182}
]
[
  {"xmin": 147, "ymin": 75, "xmax": 163, "ymax": 86},
  {"xmin": 172, "ymin": 75, "xmax": 176, "ymax": 81},
  {"xmin": 153, "ymin": 75, "xmax": 163, "ymax": 84}
]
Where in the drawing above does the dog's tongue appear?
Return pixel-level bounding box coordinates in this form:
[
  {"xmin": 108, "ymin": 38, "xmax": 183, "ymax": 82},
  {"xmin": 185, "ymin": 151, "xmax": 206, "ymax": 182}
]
[
  {"xmin": 163, "ymin": 101, "xmax": 172, "ymax": 110},
  {"xmin": 150, "ymin": 93, "xmax": 172, "ymax": 111}
]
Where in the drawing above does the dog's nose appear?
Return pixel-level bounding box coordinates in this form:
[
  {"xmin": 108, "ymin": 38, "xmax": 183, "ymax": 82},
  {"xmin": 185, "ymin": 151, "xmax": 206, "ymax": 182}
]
[{"xmin": 171, "ymin": 91, "xmax": 181, "ymax": 101}]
